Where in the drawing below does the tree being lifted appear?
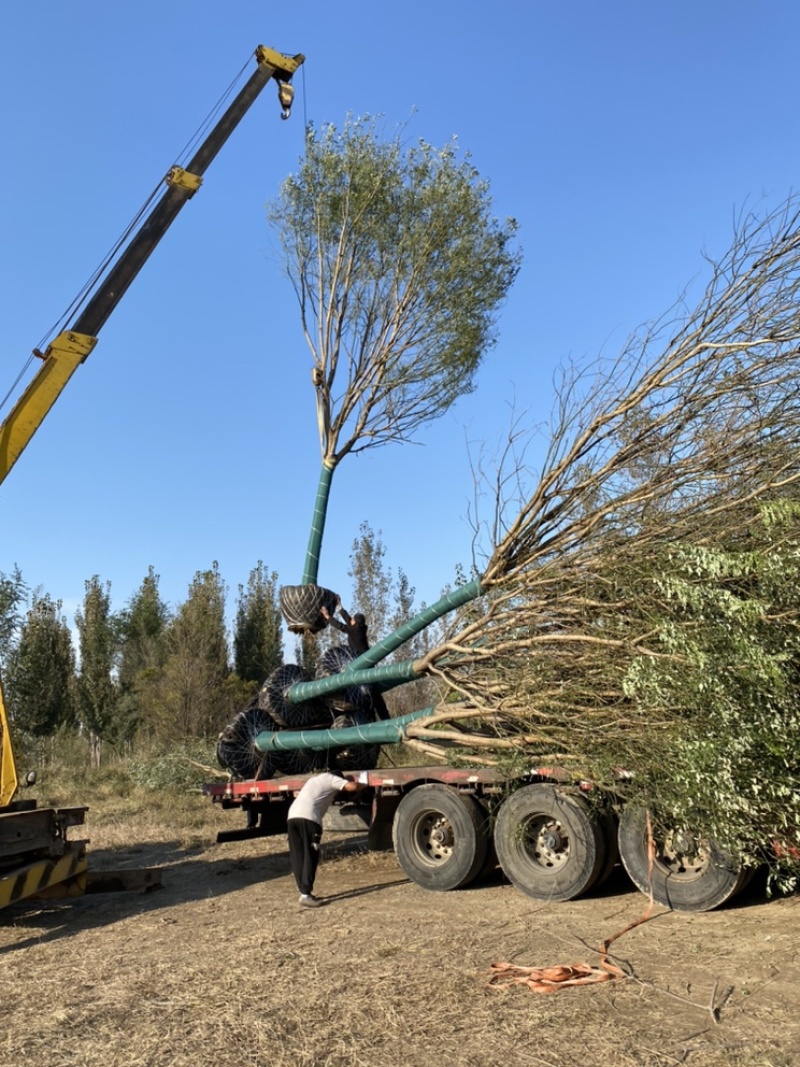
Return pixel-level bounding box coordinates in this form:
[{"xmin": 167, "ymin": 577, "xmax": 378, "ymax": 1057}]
[
  {"xmin": 267, "ymin": 116, "xmax": 521, "ymax": 588},
  {"xmin": 216, "ymin": 116, "xmax": 520, "ymax": 779}
]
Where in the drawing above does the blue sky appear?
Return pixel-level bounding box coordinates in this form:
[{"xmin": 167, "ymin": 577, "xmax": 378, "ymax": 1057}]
[{"xmin": 2, "ymin": 1, "xmax": 799, "ymax": 639}]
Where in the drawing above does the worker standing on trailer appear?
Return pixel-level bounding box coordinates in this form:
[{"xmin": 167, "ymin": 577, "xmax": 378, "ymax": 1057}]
[
  {"xmin": 322, "ymin": 601, "xmax": 370, "ymax": 655},
  {"xmin": 321, "ymin": 603, "xmax": 392, "ymax": 721},
  {"xmin": 287, "ymin": 770, "xmax": 367, "ymax": 908}
]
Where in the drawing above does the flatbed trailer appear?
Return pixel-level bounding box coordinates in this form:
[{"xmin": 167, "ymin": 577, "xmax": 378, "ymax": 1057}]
[
  {"xmin": 203, "ymin": 764, "xmax": 615, "ymax": 898},
  {"xmin": 204, "ymin": 762, "xmax": 763, "ymax": 912},
  {"xmin": 206, "ymin": 764, "xmax": 510, "ymax": 844}
]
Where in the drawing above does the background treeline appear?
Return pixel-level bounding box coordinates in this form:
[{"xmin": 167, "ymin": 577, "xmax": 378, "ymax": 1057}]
[{"xmin": 0, "ymin": 522, "xmax": 443, "ymax": 772}]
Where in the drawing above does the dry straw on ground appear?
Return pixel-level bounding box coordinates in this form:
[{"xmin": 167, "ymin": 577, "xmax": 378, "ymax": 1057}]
[{"xmin": 2, "ymin": 786, "xmax": 798, "ymax": 1067}]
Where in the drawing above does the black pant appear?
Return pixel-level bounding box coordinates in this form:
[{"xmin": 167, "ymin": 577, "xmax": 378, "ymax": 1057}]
[{"xmin": 287, "ymin": 818, "xmax": 322, "ymax": 895}]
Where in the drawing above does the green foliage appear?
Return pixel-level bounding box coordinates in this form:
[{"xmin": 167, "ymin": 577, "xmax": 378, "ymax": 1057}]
[
  {"xmin": 115, "ymin": 567, "xmax": 171, "ymax": 740},
  {"xmin": 156, "ymin": 562, "xmax": 232, "ymax": 740},
  {"xmin": 341, "ymin": 521, "xmax": 442, "ymax": 715},
  {"xmin": 6, "ymin": 591, "xmax": 76, "ymax": 735},
  {"xmin": 233, "ymin": 561, "xmax": 283, "ymax": 685},
  {"xmin": 21, "ymin": 725, "xmax": 133, "ymax": 804},
  {"xmin": 127, "ymin": 739, "xmax": 216, "ymax": 791},
  {"xmin": 74, "ymin": 575, "xmax": 118, "ymax": 747},
  {"xmin": 295, "ymin": 631, "xmax": 320, "ymax": 679},
  {"xmin": 348, "ymin": 521, "xmax": 392, "ymax": 637},
  {"xmin": 268, "ymin": 115, "xmax": 521, "ymax": 462},
  {"xmin": 615, "ymin": 521, "xmax": 800, "ymax": 888},
  {"xmin": 117, "ymin": 567, "xmax": 171, "ymax": 684},
  {"xmin": 413, "ymin": 179, "xmax": 800, "ymax": 878},
  {"xmin": 0, "ymin": 564, "xmax": 26, "ymax": 668},
  {"xmin": 17, "ymin": 728, "xmax": 214, "ymax": 807}
]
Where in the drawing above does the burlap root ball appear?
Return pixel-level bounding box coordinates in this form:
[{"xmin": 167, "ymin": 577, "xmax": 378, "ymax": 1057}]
[
  {"xmin": 317, "ymin": 645, "xmax": 372, "ymax": 714},
  {"xmin": 216, "ymin": 705, "xmax": 278, "ymax": 780}
]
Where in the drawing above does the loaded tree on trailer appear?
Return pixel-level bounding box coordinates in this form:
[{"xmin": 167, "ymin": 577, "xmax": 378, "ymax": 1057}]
[{"xmin": 213, "ymin": 147, "xmax": 800, "ymax": 911}]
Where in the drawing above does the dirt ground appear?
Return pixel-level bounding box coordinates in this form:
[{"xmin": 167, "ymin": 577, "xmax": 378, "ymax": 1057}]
[{"xmin": 2, "ymin": 805, "xmax": 799, "ymax": 1067}]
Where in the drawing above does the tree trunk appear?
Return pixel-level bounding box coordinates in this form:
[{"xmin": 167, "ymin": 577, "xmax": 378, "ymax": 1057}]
[{"xmin": 301, "ymin": 462, "xmax": 336, "ymax": 585}]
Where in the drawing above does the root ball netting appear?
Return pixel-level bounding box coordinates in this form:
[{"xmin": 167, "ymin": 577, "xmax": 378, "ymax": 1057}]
[
  {"xmin": 217, "ymin": 700, "xmax": 319, "ymax": 778},
  {"xmin": 218, "ymin": 649, "xmax": 384, "ymax": 781},
  {"xmin": 260, "ymin": 663, "xmax": 332, "ymax": 729},
  {"xmin": 279, "ymin": 583, "xmax": 340, "ymax": 634},
  {"xmin": 272, "ymin": 747, "xmax": 317, "ymax": 776},
  {"xmin": 317, "ymin": 645, "xmax": 372, "ymax": 715},
  {"xmin": 216, "ymin": 705, "xmax": 280, "ymax": 780},
  {"xmin": 326, "ymin": 711, "xmax": 381, "ymax": 772}
]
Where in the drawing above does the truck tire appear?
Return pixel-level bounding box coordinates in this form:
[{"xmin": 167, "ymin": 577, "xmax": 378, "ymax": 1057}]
[
  {"xmin": 617, "ymin": 805, "xmax": 745, "ymax": 912},
  {"xmin": 493, "ymin": 784, "xmax": 605, "ymax": 902},
  {"xmin": 393, "ymin": 785, "xmax": 489, "ymax": 891}
]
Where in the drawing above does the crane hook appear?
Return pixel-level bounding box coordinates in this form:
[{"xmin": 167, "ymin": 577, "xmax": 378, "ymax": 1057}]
[{"xmin": 277, "ymin": 80, "xmax": 295, "ymax": 120}]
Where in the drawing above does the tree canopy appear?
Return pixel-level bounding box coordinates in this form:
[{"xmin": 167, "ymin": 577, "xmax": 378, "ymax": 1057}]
[
  {"xmin": 268, "ymin": 116, "xmax": 521, "ymax": 465},
  {"xmin": 233, "ymin": 562, "xmax": 283, "ymax": 686},
  {"xmin": 74, "ymin": 575, "xmax": 117, "ymax": 763},
  {"xmin": 6, "ymin": 592, "xmax": 75, "ymax": 736}
]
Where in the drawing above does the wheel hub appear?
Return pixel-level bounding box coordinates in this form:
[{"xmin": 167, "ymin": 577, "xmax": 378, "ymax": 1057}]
[
  {"xmin": 527, "ymin": 816, "xmax": 569, "ymax": 868},
  {"xmin": 414, "ymin": 812, "xmax": 456, "ymax": 864},
  {"xmin": 671, "ymin": 830, "xmax": 696, "ymax": 854},
  {"xmin": 660, "ymin": 830, "xmax": 710, "ymax": 878},
  {"xmin": 429, "ymin": 823, "xmax": 455, "ymax": 849},
  {"xmin": 541, "ymin": 829, "xmax": 564, "ymax": 852}
]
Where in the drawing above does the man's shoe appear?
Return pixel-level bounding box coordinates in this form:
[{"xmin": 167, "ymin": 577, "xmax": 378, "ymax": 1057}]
[{"xmin": 299, "ymin": 893, "xmax": 323, "ymax": 908}]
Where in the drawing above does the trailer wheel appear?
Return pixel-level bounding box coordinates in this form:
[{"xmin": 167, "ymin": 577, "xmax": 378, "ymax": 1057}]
[
  {"xmin": 393, "ymin": 785, "xmax": 489, "ymax": 891},
  {"xmin": 617, "ymin": 806, "xmax": 744, "ymax": 912},
  {"xmin": 493, "ymin": 784, "xmax": 605, "ymax": 902}
]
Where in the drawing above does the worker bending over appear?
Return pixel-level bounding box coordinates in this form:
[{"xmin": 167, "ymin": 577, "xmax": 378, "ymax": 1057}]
[{"xmin": 287, "ymin": 770, "xmax": 367, "ymax": 908}]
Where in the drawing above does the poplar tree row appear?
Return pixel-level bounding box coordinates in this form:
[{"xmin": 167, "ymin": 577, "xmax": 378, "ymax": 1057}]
[
  {"xmin": 0, "ymin": 524, "xmax": 442, "ymax": 764},
  {"xmin": 1, "ymin": 562, "xmax": 281, "ymax": 760}
]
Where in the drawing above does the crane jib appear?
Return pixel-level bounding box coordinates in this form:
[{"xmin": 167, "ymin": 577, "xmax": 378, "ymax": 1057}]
[{"xmin": 0, "ymin": 46, "xmax": 304, "ymax": 491}]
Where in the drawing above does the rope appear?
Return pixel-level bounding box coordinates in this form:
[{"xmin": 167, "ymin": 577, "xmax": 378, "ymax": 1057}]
[{"xmin": 486, "ymin": 815, "xmax": 658, "ymax": 995}]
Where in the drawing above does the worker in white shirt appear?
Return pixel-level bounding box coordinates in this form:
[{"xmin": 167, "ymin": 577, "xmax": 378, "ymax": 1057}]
[{"xmin": 287, "ymin": 770, "xmax": 368, "ymax": 907}]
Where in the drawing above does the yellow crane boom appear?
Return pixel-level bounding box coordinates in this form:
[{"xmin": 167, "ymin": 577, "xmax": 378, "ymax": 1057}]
[{"xmin": 0, "ymin": 45, "xmax": 303, "ymax": 488}]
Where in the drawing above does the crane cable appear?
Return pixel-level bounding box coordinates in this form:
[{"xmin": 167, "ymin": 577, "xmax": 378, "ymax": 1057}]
[
  {"xmin": 0, "ymin": 52, "xmax": 254, "ymax": 421},
  {"xmin": 173, "ymin": 54, "xmax": 249, "ymax": 168},
  {"xmin": 33, "ymin": 182, "xmax": 164, "ymax": 355}
]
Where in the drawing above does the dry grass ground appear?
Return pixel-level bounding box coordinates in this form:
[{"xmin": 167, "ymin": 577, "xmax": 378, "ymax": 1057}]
[{"xmin": 1, "ymin": 785, "xmax": 798, "ymax": 1067}]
